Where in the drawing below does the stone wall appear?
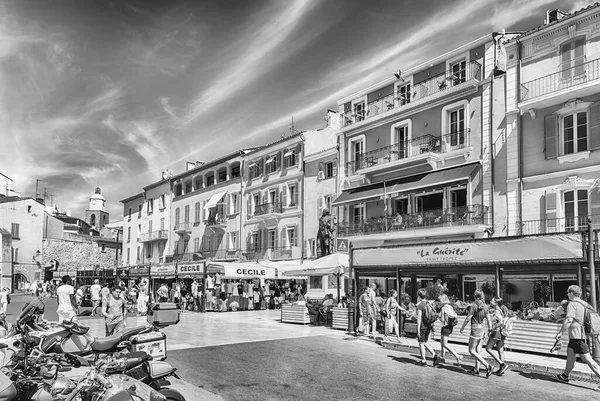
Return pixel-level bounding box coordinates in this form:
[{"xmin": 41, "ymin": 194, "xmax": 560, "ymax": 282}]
[{"xmin": 43, "ymin": 236, "xmax": 117, "ymax": 273}]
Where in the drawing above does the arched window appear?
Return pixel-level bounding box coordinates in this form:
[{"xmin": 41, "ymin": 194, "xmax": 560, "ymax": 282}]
[{"xmin": 90, "ymin": 214, "xmax": 96, "ymax": 226}]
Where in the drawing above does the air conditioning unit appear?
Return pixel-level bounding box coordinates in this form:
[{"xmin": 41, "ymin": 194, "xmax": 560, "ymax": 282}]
[{"xmin": 317, "ymin": 171, "xmax": 325, "ymax": 180}]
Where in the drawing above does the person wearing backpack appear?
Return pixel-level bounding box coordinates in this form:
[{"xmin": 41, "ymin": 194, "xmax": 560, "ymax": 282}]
[
  {"xmin": 416, "ymin": 288, "xmax": 438, "ymax": 366},
  {"xmin": 460, "ymin": 289, "xmax": 493, "ymax": 378},
  {"xmin": 437, "ymin": 293, "xmax": 462, "ymax": 367},
  {"xmin": 485, "ymin": 297, "xmax": 510, "ymax": 376},
  {"xmin": 556, "ymin": 285, "xmax": 600, "ymax": 391}
]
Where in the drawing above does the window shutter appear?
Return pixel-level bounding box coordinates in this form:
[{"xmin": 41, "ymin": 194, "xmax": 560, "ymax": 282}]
[
  {"xmin": 318, "ymin": 162, "xmax": 324, "ymax": 177},
  {"xmin": 282, "ymin": 185, "xmax": 288, "ymax": 207},
  {"xmin": 317, "ymin": 196, "xmax": 323, "ymax": 219},
  {"xmin": 591, "ymin": 185, "xmax": 600, "ymax": 218},
  {"xmin": 544, "ymin": 115, "xmax": 558, "ymax": 159},
  {"xmin": 276, "ymin": 152, "xmax": 281, "ymax": 171},
  {"xmin": 274, "ymin": 229, "xmax": 279, "ymax": 249},
  {"xmin": 590, "ymin": 101, "xmax": 600, "ymax": 150},
  {"xmin": 225, "ymin": 195, "xmax": 230, "ymax": 215},
  {"xmin": 333, "ymin": 159, "xmax": 338, "ymax": 176},
  {"xmin": 247, "ymin": 195, "xmax": 253, "ymax": 217},
  {"xmin": 246, "ymin": 234, "xmax": 252, "ymax": 251},
  {"xmin": 545, "ymin": 191, "xmax": 557, "ymax": 230}
]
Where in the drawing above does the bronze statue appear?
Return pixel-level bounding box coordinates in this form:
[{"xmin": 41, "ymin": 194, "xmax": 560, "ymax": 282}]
[{"xmin": 317, "ymin": 208, "xmax": 335, "ymax": 257}]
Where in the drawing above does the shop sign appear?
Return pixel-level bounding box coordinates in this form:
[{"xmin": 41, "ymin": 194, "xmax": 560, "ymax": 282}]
[
  {"xmin": 353, "ymin": 233, "xmax": 584, "ymax": 266},
  {"xmin": 150, "ymin": 265, "xmax": 175, "ymax": 276},
  {"xmin": 129, "ymin": 266, "xmax": 149, "ymax": 277},
  {"xmin": 223, "ymin": 265, "xmax": 276, "ymax": 279},
  {"xmin": 178, "ymin": 262, "xmax": 205, "ymax": 276}
]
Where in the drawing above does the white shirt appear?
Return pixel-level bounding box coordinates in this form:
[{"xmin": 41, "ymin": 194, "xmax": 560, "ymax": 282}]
[
  {"xmin": 0, "ymin": 291, "xmax": 7, "ymax": 304},
  {"xmin": 57, "ymin": 284, "xmax": 75, "ymax": 311},
  {"xmin": 90, "ymin": 284, "xmax": 101, "ymax": 300}
]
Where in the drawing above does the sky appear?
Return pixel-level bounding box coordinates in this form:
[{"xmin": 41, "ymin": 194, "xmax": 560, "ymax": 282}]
[{"xmin": 0, "ymin": 0, "xmax": 592, "ymax": 220}]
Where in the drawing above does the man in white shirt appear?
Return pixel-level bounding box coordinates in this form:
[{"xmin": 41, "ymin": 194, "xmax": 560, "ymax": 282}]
[
  {"xmin": 90, "ymin": 279, "xmax": 102, "ymax": 317},
  {"xmin": 56, "ymin": 275, "xmax": 77, "ymax": 323}
]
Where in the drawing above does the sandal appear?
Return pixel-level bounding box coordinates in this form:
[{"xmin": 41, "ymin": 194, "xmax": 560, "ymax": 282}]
[{"xmin": 455, "ymin": 356, "xmax": 463, "ymax": 366}]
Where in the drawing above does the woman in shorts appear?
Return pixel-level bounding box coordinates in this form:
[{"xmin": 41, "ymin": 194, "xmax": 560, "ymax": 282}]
[
  {"xmin": 437, "ymin": 294, "xmax": 462, "ymax": 366},
  {"xmin": 383, "ymin": 289, "xmax": 408, "ymax": 343},
  {"xmin": 486, "ymin": 297, "xmax": 509, "ymax": 375},
  {"xmin": 460, "ymin": 289, "xmax": 493, "ymax": 377}
]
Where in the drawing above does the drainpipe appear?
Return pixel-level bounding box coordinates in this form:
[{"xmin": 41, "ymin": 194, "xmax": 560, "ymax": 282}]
[
  {"xmin": 239, "ymin": 155, "xmax": 245, "ymax": 261},
  {"xmin": 488, "ymin": 32, "xmax": 498, "ymax": 234},
  {"xmin": 300, "ymin": 136, "xmax": 306, "ymax": 263},
  {"xmin": 517, "ymin": 39, "xmax": 524, "ymax": 233}
]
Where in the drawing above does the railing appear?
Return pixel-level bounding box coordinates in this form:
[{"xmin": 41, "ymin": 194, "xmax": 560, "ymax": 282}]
[
  {"xmin": 337, "ymin": 205, "xmax": 488, "ymax": 237},
  {"xmin": 204, "ymin": 215, "xmax": 227, "ymax": 226},
  {"xmin": 138, "ymin": 230, "xmax": 168, "ymax": 242},
  {"xmin": 346, "ymin": 130, "xmax": 470, "ymax": 175},
  {"xmin": 515, "ymin": 215, "xmax": 600, "ymax": 236},
  {"xmin": 341, "ymin": 61, "xmax": 481, "ymax": 127},
  {"xmin": 520, "ymin": 58, "xmax": 600, "ymax": 102},
  {"xmin": 254, "ymin": 201, "xmax": 282, "ymax": 216},
  {"xmin": 164, "ymin": 252, "xmax": 205, "ymax": 263},
  {"xmin": 174, "ymin": 222, "xmax": 191, "ymax": 232},
  {"xmin": 242, "ymin": 248, "xmax": 269, "ymax": 261}
]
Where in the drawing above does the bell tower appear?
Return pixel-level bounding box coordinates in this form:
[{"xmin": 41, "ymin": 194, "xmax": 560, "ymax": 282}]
[{"xmin": 85, "ymin": 186, "xmax": 109, "ymax": 229}]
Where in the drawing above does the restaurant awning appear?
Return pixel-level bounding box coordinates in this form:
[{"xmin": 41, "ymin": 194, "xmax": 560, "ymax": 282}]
[
  {"xmin": 204, "ymin": 191, "xmax": 227, "ymax": 210},
  {"xmin": 332, "ymin": 162, "xmax": 480, "ymax": 207}
]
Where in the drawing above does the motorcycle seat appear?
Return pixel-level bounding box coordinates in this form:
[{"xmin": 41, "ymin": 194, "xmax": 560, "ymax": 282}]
[
  {"xmin": 91, "ymin": 326, "xmax": 147, "ymax": 352},
  {"xmin": 62, "ymin": 321, "xmax": 90, "ymax": 335}
]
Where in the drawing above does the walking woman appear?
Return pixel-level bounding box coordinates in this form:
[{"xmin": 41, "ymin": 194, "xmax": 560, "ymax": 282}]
[
  {"xmin": 486, "ymin": 297, "xmax": 510, "ymax": 375},
  {"xmin": 358, "ymin": 287, "xmax": 376, "ymax": 337},
  {"xmin": 460, "ymin": 289, "xmax": 493, "ymax": 377},
  {"xmin": 437, "ymin": 294, "xmax": 462, "ymax": 366},
  {"xmin": 383, "ymin": 289, "xmax": 408, "ymax": 343}
]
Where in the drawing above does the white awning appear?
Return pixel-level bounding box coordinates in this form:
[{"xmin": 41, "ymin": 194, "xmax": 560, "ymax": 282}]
[
  {"xmin": 284, "ymin": 149, "xmax": 295, "ymax": 157},
  {"xmin": 248, "ymin": 162, "xmax": 257, "ymax": 168},
  {"xmin": 204, "ymin": 191, "xmax": 227, "ymax": 210},
  {"xmin": 265, "ymin": 157, "xmax": 274, "ymax": 163}
]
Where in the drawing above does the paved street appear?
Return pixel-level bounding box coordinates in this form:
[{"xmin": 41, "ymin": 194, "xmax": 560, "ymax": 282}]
[{"xmin": 4, "ymin": 293, "xmax": 599, "ymax": 400}]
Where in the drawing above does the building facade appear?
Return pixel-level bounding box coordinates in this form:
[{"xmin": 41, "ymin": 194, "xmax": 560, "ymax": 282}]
[{"xmin": 121, "ymin": 193, "xmax": 145, "ymax": 267}]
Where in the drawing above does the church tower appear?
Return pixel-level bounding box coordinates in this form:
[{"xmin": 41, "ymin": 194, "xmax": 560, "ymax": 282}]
[{"xmin": 85, "ymin": 186, "xmax": 109, "ymax": 229}]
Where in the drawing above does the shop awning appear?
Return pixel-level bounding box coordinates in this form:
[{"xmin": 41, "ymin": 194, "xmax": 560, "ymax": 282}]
[
  {"xmin": 207, "ymin": 262, "xmax": 276, "ymax": 279},
  {"xmin": 204, "ymin": 191, "xmax": 227, "ymax": 210},
  {"xmin": 388, "ymin": 163, "xmax": 480, "ymax": 195},
  {"xmin": 332, "ymin": 183, "xmax": 386, "ymax": 207}
]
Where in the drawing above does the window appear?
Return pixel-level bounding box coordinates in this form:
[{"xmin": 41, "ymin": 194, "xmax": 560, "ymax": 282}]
[
  {"xmin": 310, "ymin": 276, "xmax": 323, "ymax": 290},
  {"xmin": 564, "ymin": 189, "xmax": 588, "ymax": 231},
  {"xmin": 160, "ymin": 217, "xmax": 165, "ymax": 231},
  {"xmin": 159, "ymin": 194, "xmax": 166, "ymax": 210},
  {"xmin": 10, "ymin": 223, "xmax": 19, "ymax": 239},
  {"xmin": 349, "ymin": 136, "xmax": 365, "ymax": 164},
  {"xmin": 287, "ymin": 227, "xmax": 296, "ymax": 247},
  {"xmin": 560, "ymin": 38, "xmax": 585, "ymax": 80},
  {"xmin": 353, "ymin": 204, "xmax": 365, "ymax": 222},
  {"xmin": 451, "ymin": 60, "xmax": 466, "ymax": 85},
  {"xmin": 148, "ymin": 221, "xmax": 152, "ymax": 233},
  {"xmin": 253, "ymin": 193, "xmax": 261, "ymax": 208},
  {"xmin": 397, "ymin": 83, "xmax": 411, "ymax": 105},
  {"xmin": 194, "ymin": 202, "xmax": 201, "ymax": 222},
  {"xmin": 267, "ymin": 229, "xmax": 276, "ymax": 249},
  {"xmin": 194, "ymin": 177, "xmax": 202, "ymax": 190},
  {"xmin": 353, "ymin": 101, "xmax": 365, "ymax": 121},
  {"xmin": 175, "ymin": 208, "xmax": 180, "ymax": 225},
  {"xmin": 231, "ymin": 165, "xmax": 241, "ymax": 178},
  {"xmin": 127, "ymin": 227, "xmax": 131, "ymax": 243},
  {"xmin": 138, "ymin": 204, "xmax": 142, "ymax": 218},
  {"xmin": 288, "ymin": 184, "xmax": 297, "ymax": 206},
  {"xmin": 146, "ymin": 243, "xmax": 153, "ymax": 259},
  {"xmin": 251, "ymin": 231, "xmax": 260, "ymax": 251},
  {"xmin": 230, "ymin": 193, "xmax": 239, "ymax": 214},
  {"xmin": 147, "ymin": 198, "xmax": 154, "ymax": 214},
  {"xmin": 185, "ymin": 181, "xmax": 193, "ymax": 193},
  {"xmin": 194, "ymin": 237, "xmax": 200, "ymax": 252},
  {"xmin": 449, "ymin": 108, "xmax": 465, "ymax": 146},
  {"xmin": 12, "ymin": 248, "xmax": 18, "ymax": 263},
  {"xmin": 319, "ymin": 160, "xmax": 337, "ymax": 179},
  {"xmin": 128, "ymin": 208, "xmax": 132, "ymax": 221},
  {"xmin": 138, "ymin": 224, "xmax": 141, "ymax": 236},
  {"xmin": 184, "ymin": 205, "xmax": 190, "ymax": 224},
  {"xmin": 175, "ymin": 184, "xmax": 183, "ymax": 197},
  {"xmin": 206, "ymin": 175, "xmax": 214, "ymax": 187},
  {"xmin": 562, "ymin": 111, "xmax": 587, "ymax": 155},
  {"xmin": 284, "ymin": 149, "xmax": 296, "ymax": 168},
  {"xmin": 136, "ymin": 246, "xmax": 140, "ymax": 261},
  {"xmin": 265, "ymin": 155, "xmax": 279, "ymax": 174},
  {"xmin": 230, "ymin": 232, "xmax": 238, "ymax": 249},
  {"xmin": 183, "ymin": 239, "xmax": 189, "ymax": 253},
  {"xmin": 218, "ymin": 170, "xmax": 227, "ymax": 182},
  {"xmin": 306, "ymin": 239, "xmax": 316, "ymax": 258},
  {"xmin": 127, "ymin": 249, "xmax": 130, "ymax": 265}
]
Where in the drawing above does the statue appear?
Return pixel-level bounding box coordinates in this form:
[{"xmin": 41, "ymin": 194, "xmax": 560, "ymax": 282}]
[{"xmin": 317, "ymin": 208, "xmax": 335, "ymax": 257}]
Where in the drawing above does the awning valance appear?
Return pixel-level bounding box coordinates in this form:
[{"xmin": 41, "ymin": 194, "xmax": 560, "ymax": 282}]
[
  {"xmin": 204, "ymin": 191, "xmax": 227, "ymax": 210},
  {"xmin": 332, "ymin": 183, "xmax": 385, "ymax": 207}
]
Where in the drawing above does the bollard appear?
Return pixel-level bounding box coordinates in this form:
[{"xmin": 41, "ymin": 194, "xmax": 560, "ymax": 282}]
[{"xmin": 590, "ymin": 335, "xmax": 600, "ymax": 364}]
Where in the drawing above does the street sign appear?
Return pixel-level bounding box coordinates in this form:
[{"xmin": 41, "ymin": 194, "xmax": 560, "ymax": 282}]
[{"xmin": 336, "ymin": 238, "xmax": 348, "ymax": 253}]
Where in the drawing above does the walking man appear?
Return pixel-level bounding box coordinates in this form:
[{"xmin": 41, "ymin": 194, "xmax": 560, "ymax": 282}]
[
  {"xmin": 556, "ymin": 285, "xmax": 600, "ymax": 391},
  {"xmin": 90, "ymin": 279, "xmax": 102, "ymax": 317},
  {"xmin": 56, "ymin": 275, "xmax": 77, "ymax": 323},
  {"xmin": 102, "ymin": 285, "xmax": 127, "ymax": 336},
  {"xmin": 416, "ymin": 288, "xmax": 437, "ymax": 366}
]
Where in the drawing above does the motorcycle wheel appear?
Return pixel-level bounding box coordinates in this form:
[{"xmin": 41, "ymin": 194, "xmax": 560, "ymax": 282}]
[{"xmin": 159, "ymin": 388, "xmax": 186, "ymax": 401}]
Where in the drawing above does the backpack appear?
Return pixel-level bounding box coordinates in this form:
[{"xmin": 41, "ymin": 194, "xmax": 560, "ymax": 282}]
[
  {"xmin": 421, "ymin": 302, "xmax": 438, "ymax": 326},
  {"xmin": 444, "ymin": 306, "xmax": 458, "ymax": 327},
  {"xmin": 575, "ymin": 300, "xmax": 600, "ymax": 337},
  {"xmin": 500, "ymin": 316, "xmax": 514, "ymax": 337}
]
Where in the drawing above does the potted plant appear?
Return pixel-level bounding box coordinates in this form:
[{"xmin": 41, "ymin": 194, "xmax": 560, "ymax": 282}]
[
  {"xmin": 504, "ymin": 282, "xmax": 518, "ymax": 303},
  {"xmin": 533, "ymin": 280, "xmax": 552, "ymax": 307},
  {"xmin": 480, "ymin": 281, "xmax": 495, "ymax": 302}
]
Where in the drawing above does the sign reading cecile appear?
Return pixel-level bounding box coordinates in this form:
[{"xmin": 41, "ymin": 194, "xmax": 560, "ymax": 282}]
[
  {"xmin": 352, "ymin": 233, "xmax": 585, "ymax": 266},
  {"xmin": 177, "ymin": 262, "xmax": 205, "ymax": 276}
]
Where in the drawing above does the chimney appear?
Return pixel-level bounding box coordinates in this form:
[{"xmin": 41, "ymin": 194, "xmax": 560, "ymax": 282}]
[
  {"xmin": 186, "ymin": 161, "xmax": 195, "ymax": 171},
  {"xmin": 546, "ymin": 9, "xmax": 568, "ymax": 24},
  {"xmin": 326, "ymin": 109, "xmax": 340, "ymax": 130},
  {"xmin": 196, "ymin": 161, "xmax": 205, "ymax": 167},
  {"xmin": 66, "ymin": 210, "xmax": 71, "ymax": 217}
]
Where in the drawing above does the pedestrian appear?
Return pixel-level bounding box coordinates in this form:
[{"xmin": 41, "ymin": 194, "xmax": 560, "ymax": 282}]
[
  {"xmin": 56, "ymin": 275, "xmax": 77, "ymax": 323},
  {"xmin": 438, "ymin": 293, "xmax": 462, "ymax": 366},
  {"xmin": 102, "ymin": 285, "xmax": 127, "ymax": 336},
  {"xmin": 90, "ymin": 279, "xmax": 102, "ymax": 316},
  {"xmin": 369, "ymin": 283, "xmax": 379, "ymax": 334},
  {"xmin": 382, "ymin": 289, "xmax": 406, "ymax": 343},
  {"xmin": 556, "ymin": 285, "xmax": 600, "ymax": 391},
  {"xmin": 137, "ymin": 285, "xmax": 149, "ymax": 316},
  {"xmin": 157, "ymin": 283, "xmax": 169, "ymax": 302},
  {"xmin": 485, "ymin": 297, "xmax": 510, "ymax": 375},
  {"xmin": 0, "ymin": 288, "xmax": 7, "ymax": 314},
  {"xmin": 416, "ymin": 288, "xmax": 437, "ymax": 366},
  {"xmin": 128, "ymin": 285, "xmax": 137, "ymax": 313},
  {"xmin": 358, "ymin": 287, "xmax": 375, "ymax": 337},
  {"xmin": 101, "ymin": 282, "xmax": 110, "ymax": 302},
  {"xmin": 460, "ymin": 289, "xmax": 493, "ymax": 377}
]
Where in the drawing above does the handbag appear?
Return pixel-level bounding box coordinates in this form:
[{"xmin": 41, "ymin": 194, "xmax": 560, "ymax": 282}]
[{"xmin": 380, "ymin": 308, "xmax": 388, "ymax": 318}]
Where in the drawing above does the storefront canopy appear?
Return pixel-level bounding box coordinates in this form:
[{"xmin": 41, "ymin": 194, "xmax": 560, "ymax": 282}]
[
  {"xmin": 282, "ymin": 253, "xmax": 349, "ymax": 277},
  {"xmin": 208, "ymin": 262, "xmax": 276, "ymax": 279},
  {"xmin": 204, "ymin": 191, "xmax": 227, "ymax": 210},
  {"xmin": 332, "ymin": 162, "xmax": 480, "ymax": 207}
]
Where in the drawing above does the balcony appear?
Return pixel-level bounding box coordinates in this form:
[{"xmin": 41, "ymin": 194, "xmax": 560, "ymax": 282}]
[
  {"xmin": 242, "ymin": 248, "xmax": 269, "ymax": 261},
  {"xmin": 174, "ymin": 222, "xmax": 191, "ymax": 233},
  {"xmin": 164, "ymin": 252, "xmax": 204, "ymax": 263},
  {"xmin": 519, "ymin": 58, "xmax": 600, "ymax": 110},
  {"xmin": 204, "ymin": 215, "xmax": 227, "ymax": 227},
  {"xmin": 138, "ymin": 230, "xmax": 168, "ymax": 243},
  {"xmin": 346, "ymin": 130, "xmax": 470, "ymax": 176},
  {"xmin": 254, "ymin": 202, "xmax": 282, "ymax": 217},
  {"xmin": 270, "ymin": 245, "xmax": 301, "ymax": 260},
  {"xmin": 337, "ymin": 205, "xmax": 488, "ymax": 237},
  {"xmin": 341, "ymin": 61, "xmax": 481, "ymax": 129},
  {"xmin": 515, "ymin": 214, "xmax": 600, "ymax": 236}
]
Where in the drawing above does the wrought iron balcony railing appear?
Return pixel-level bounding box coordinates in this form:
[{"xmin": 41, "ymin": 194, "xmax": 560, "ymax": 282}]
[
  {"xmin": 173, "ymin": 222, "xmax": 191, "ymax": 232},
  {"xmin": 242, "ymin": 248, "xmax": 269, "ymax": 261},
  {"xmin": 337, "ymin": 205, "xmax": 488, "ymax": 237},
  {"xmin": 341, "ymin": 61, "xmax": 481, "ymax": 127},
  {"xmin": 254, "ymin": 201, "xmax": 282, "ymax": 216},
  {"xmin": 164, "ymin": 252, "xmax": 205, "ymax": 263},
  {"xmin": 515, "ymin": 214, "xmax": 600, "ymax": 236},
  {"xmin": 520, "ymin": 57, "xmax": 600, "ymax": 102},
  {"xmin": 204, "ymin": 215, "xmax": 228, "ymax": 226},
  {"xmin": 346, "ymin": 130, "xmax": 470, "ymax": 175},
  {"xmin": 138, "ymin": 230, "xmax": 168, "ymax": 242}
]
